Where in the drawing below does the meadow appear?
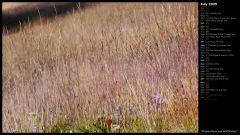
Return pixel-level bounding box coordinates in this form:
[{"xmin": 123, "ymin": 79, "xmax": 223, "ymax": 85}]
[{"xmin": 2, "ymin": 2, "xmax": 198, "ymax": 133}]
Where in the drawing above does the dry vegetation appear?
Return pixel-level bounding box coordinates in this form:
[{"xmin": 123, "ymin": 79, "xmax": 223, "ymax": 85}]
[{"xmin": 2, "ymin": 3, "xmax": 198, "ymax": 133}]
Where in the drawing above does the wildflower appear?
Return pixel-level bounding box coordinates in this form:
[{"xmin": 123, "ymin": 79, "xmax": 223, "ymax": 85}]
[
  {"xmin": 153, "ymin": 94, "xmax": 167, "ymax": 104},
  {"xmin": 32, "ymin": 124, "xmax": 38, "ymax": 132},
  {"xmin": 114, "ymin": 106, "xmax": 123, "ymax": 125},
  {"xmin": 69, "ymin": 130, "xmax": 73, "ymax": 133},
  {"xmin": 114, "ymin": 106, "xmax": 121, "ymax": 115},
  {"xmin": 105, "ymin": 117, "xmax": 112, "ymax": 126},
  {"xmin": 153, "ymin": 95, "xmax": 160, "ymax": 103},
  {"xmin": 152, "ymin": 94, "xmax": 168, "ymax": 111}
]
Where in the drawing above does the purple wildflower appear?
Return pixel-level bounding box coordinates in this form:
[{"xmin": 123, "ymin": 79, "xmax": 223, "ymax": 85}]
[
  {"xmin": 114, "ymin": 105, "xmax": 123, "ymax": 125},
  {"xmin": 153, "ymin": 94, "xmax": 167, "ymax": 104},
  {"xmin": 115, "ymin": 106, "xmax": 121, "ymax": 113},
  {"xmin": 152, "ymin": 94, "xmax": 168, "ymax": 111},
  {"xmin": 32, "ymin": 124, "xmax": 38, "ymax": 132},
  {"xmin": 153, "ymin": 94, "xmax": 161, "ymax": 104}
]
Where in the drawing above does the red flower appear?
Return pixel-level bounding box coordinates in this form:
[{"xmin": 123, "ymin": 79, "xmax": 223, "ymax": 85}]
[{"xmin": 105, "ymin": 117, "xmax": 112, "ymax": 126}]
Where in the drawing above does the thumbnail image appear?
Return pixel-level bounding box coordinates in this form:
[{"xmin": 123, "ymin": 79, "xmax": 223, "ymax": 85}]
[{"xmin": 2, "ymin": 2, "xmax": 198, "ymax": 133}]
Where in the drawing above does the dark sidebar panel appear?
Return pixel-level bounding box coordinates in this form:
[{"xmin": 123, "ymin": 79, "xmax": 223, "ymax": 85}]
[{"xmin": 199, "ymin": 0, "xmax": 239, "ymax": 134}]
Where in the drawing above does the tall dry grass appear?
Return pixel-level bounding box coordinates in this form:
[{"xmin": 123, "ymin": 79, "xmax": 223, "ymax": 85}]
[{"xmin": 2, "ymin": 3, "xmax": 198, "ymax": 133}]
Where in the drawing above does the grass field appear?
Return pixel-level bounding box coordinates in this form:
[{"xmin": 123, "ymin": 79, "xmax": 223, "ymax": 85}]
[{"xmin": 2, "ymin": 2, "xmax": 198, "ymax": 133}]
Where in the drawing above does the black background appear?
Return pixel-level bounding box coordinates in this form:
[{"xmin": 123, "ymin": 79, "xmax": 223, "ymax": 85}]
[{"xmin": 199, "ymin": 0, "xmax": 240, "ymax": 133}]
